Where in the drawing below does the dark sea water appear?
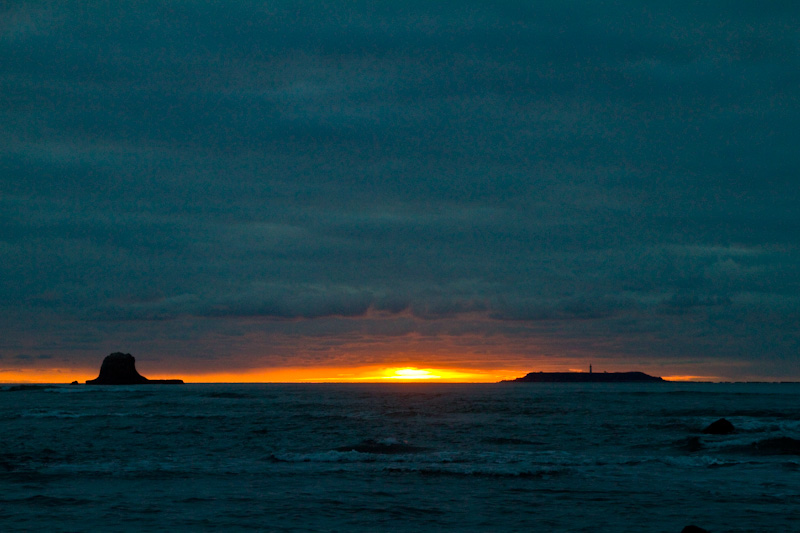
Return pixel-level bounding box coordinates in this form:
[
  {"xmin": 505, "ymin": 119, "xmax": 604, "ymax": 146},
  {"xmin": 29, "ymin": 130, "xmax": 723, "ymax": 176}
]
[{"xmin": 2, "ymin": 383, "xmax": 800, "ymax": 532}]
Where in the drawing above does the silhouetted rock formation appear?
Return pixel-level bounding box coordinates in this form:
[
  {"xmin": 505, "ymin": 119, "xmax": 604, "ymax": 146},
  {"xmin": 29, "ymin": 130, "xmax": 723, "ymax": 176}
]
[
  {"xmin": 86, "ymin": 352, "xmax": 183, "ymax": 385},
  {"xmin": 702, "ymin": 418, "xmax": 735, "ymax": 435},
  {"xmin": 87, "ymin": 353, "xmax": 147, "ymax": 384},
  {"xmin": 681, "ymin": 526, "xmax": 710, "ymax": 533},
  {"xmin": 502, "ymin": 371, "xmax": 665, "ymax": 383}
]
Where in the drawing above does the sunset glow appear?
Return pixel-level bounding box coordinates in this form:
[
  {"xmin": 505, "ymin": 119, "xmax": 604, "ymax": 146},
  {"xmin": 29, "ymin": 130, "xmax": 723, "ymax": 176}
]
[
  {"xmin": 0, "ymin": 365, "xmax": 523, "ymax": 384},
  {"xmin": 384, "ymin": 368, "xmax": 439, "ymax": 379},
  {"xmin": 175, "ymin": 365, "xmax": 518, "ymax": 383},
  {"xmin": 0, "ymin": 368, "xmax": 88, "ymax": 384},
  {"xmin": 0, "ymin": 362, "xmax": 736, "ymax": 385},
  {"xmin": 661, "ymin": 375, "xmax": 717, "ymax": 382}
]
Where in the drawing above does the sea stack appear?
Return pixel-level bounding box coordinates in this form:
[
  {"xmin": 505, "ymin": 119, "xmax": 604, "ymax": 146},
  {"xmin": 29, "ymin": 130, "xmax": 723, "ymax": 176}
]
[
  {"xmin": 501, "ymin": 371, "xmax": 666, "ymax": 383},
  {"xmin": 86, "ymin": 352, "xmax": 183, "ymax": 385}
]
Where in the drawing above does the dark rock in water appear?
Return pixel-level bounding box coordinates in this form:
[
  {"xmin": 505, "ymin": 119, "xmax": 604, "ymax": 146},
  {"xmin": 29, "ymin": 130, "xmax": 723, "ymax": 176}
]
[
  {"xmin": 751, "ymin": 437, "xmax": 800, "ymax": 455},
  {"xmin": 86, "ymin": 352, "xmax": 183, "ymax": 385},
  {"xmin": 71, "ymin": 381, "xmax": 79, "ymax": 385},
  {"xmin": 336, "ymin": 439, "xmax": 426, "ymax": 454},
  {"xmin": 681, "ymin": 526, "xmax": 710, "ymax": 533},
  {"xmin": 702, "ymin": 418, "xmax": 735, "ymax": 435}
]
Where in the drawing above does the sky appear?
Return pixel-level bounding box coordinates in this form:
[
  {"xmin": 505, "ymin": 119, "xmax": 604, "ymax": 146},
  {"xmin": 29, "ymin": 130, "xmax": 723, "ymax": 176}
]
[{"xmin": 2, "ymin": 1, "xmax": 799, "ymax": 382}]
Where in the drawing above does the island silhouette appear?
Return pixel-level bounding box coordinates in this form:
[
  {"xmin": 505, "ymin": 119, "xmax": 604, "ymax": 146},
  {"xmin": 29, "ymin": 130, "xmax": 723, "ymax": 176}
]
[
  {"xmin": 86, "ymin": 352, "xmax": 183, "ymax": 385},
  {"xmin": 502, "ymin": 368, "xmax": 665, "ymax": 383}
]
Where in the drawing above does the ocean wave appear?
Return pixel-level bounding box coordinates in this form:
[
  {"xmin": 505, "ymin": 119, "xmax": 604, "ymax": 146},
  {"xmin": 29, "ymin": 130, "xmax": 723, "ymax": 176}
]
[
  {"xmin": 19, "ymin": 410, "xmax": 144, "ymax": 419},
  {"xmin": 1, "ymin": 385, "xmax": 61, "ymax": 393},
  {"xmin": 681, "ymin": 432, "xmax": 800, "ymax": 457},
  {"xmin": 21, "ymin": 410, "xmax": 82, "ymax": 419},
  {"xmin": 264, "ymin": 449, "xmax": 571, "ymax": 478},
  {"xmin": 3, "ymin": 382, "xmax": 800, "ymax": 532},
  {"xmin": 383, "ymin": 465, "xmax": 566, "ymax": 478},
  {"xmin": 747, "ymin": 437, "xmax": 800, "ymax": 456},
  {"xmin": 482, "ymin": 437, "xmax": 543, "ymax": 446},
  {"xmin": 654, "ymin": 455, "xmax": 743, "ymax": 468},
  {"xmin": 200, "ymin": 392, "xmax": 255, "ymax": 399},
  {"xmin": 725, "ymin": 418, "xmax": 800, "ymax": 433},
  {"xmin": 335, "ymin": 438, "xmax": 427, "ymax": 454},
  {"xmin": 0, "ymin": 495, "xmax": 95, "ymax": 507},
  {"xmin": 267, "ymin": 450, "xmax": 378, "ymax": 463}
]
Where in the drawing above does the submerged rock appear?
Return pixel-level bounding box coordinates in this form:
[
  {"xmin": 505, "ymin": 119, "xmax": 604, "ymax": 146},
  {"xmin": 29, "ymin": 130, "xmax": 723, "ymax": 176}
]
[
  {"xmin": 681, "ymin": 526, "xmax": 710, "ymax": 533},
  {"xmin": 86, "ymin": 352, "xmax": 183, "ymax": 385},
  {"xmin": 702, "ymin": 418, "xmax": 735, "ymax": 435},
  {"xmin": 681, "ymin": 436, "xmax": 704, "ymax": 453}
]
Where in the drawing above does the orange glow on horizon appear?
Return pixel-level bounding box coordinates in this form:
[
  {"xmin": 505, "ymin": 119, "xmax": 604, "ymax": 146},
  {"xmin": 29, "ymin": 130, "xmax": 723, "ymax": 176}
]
[
  {"xmin": 661, "ymin": 375, "xmax": 717, "ymax": 382},
  {"xmin": 0, "ymin": 365, "xmax": 524, "ymax": 384},
  {"xmin": 0, "ymin": 368, "xmax": 89, "ymax": 384},
  {"xmin": 182, "ymin": 365, "xmax": 520, "ymax": 383},
  {"xmin": 0, "ymin": 367, "xmax": 733, "ymax": 385}
]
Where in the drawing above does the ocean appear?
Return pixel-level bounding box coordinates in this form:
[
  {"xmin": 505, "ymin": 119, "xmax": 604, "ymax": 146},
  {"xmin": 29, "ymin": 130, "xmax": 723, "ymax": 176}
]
[{"xmin": 2, "ymin": 382, "xmax": 799, "ymax": 532}]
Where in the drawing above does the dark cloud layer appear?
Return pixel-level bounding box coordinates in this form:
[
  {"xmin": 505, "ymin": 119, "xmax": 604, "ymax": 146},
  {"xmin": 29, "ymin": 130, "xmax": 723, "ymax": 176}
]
[{"xmin": 2, "ymin": 1, "xmax": 799, "ymax": 379}]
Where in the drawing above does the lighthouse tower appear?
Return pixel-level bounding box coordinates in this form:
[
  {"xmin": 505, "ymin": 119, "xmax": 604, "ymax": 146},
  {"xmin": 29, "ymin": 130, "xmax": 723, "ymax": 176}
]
[{"xmin": 589, "ymin": 364, "xmax": 592, "ymax": 374}]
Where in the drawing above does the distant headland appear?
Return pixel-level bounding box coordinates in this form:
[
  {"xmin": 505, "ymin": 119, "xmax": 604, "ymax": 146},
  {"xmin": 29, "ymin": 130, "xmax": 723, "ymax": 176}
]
[
  {"xmin": 86, "ymin": 352, "xmax": 184, "ymax": 385},
  {"xmin": 502, "ymin": 367, "xmax": 666, "ymax": 383}
]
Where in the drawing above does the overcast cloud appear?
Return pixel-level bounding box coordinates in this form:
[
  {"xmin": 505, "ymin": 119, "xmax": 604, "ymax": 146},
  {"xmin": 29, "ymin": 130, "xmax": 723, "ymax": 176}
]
[{"xmin": 2, "ymin": 1, "xmax": 799, "ymax": 379}]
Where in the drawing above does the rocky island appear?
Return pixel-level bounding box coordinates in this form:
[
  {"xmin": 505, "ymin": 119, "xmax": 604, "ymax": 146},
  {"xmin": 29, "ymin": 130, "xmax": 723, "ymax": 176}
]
[
  {"xmin": 86, "ymin": 352, "xmax": 184, "ymax": 385},
  {"xmin": 502, "ymin": 368, "xmax": 666, "ymax": 383}
]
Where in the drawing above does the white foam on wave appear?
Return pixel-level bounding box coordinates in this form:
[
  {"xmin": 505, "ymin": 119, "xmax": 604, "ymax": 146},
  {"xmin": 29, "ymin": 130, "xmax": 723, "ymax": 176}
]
[
  {"xmin": 266, "ymin": 448, "xmax": 572, "ymax": 478},
  {"xmin": 655, "ymin": 455, "xmax": 741, "ymax": 468}
]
